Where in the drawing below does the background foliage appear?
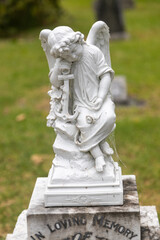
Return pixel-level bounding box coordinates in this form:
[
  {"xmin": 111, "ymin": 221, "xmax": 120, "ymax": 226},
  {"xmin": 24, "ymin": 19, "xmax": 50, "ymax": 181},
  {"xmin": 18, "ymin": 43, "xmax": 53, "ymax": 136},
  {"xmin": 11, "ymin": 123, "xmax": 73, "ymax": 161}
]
[
  {"xmin": 0, "ymin": 0, "xmax": 61, "ymax": 37},
  {"xmin": 0, "ymin": 0, "xmax": 160, "ymax": 239}
]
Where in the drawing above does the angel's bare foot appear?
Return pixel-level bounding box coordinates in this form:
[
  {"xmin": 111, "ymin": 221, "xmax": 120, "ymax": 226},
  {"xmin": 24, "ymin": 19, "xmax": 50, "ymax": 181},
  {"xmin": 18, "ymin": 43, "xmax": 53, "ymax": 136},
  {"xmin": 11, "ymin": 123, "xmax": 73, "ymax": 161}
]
[
  {"xmin": 100, "ymin": 141, "xmax": 114, "ymax": 155},
  {"xmin": 95, "ymin": 156, "xmax": 106, "ymax": 172}
]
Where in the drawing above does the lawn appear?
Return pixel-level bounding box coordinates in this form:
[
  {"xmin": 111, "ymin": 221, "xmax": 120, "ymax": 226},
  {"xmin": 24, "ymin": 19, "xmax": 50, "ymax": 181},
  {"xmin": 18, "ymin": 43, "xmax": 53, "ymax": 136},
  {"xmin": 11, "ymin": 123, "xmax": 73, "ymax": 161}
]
[{"xmin": 0, "ymin": 0, "xmax": 160, "ymax": 239}]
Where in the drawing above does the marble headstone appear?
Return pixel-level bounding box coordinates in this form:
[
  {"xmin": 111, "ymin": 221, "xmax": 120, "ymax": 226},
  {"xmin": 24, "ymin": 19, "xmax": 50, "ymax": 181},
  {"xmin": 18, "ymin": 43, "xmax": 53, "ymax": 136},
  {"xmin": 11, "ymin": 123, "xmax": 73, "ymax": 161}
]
[{"xmin": 5, "ymin": 176, "xmax": 160, "ymax": 240}]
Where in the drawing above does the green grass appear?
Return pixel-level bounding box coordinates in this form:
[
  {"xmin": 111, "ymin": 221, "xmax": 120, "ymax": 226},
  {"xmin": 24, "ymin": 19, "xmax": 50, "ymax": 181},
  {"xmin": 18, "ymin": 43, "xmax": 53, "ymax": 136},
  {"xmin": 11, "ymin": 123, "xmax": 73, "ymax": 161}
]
[{"xmin": 0, "ymin": 0, "xmax": 160, "ymax": 238}]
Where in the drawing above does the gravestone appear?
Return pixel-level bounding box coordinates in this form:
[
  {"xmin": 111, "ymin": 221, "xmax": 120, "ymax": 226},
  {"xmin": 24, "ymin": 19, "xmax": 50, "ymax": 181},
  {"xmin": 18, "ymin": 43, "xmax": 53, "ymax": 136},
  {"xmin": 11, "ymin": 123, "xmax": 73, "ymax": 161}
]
[
  {"xmin": 122, "ymin": 0, "xmax": 135, "ymax": 9},
  {"xmin": 94, "ymin": 0, "xmax": 128, "ymax": 39},
  {"xmin": 110, "ymin": 76, "xmax": 145, "ymax": 106},
  {"xmin": 5, "ymin": 21, "xmax": 160, "ymax": 240},
  {"xmin": 6, "ymin": 176, "xmax": 160, "ymax": 240},
  {"xmin": 110, "ymin": 75, "xmax": 128, "ymax": 104},
  {"xmin": 27, "ymin": 176, "xmax": 140, "ymax": 240}
]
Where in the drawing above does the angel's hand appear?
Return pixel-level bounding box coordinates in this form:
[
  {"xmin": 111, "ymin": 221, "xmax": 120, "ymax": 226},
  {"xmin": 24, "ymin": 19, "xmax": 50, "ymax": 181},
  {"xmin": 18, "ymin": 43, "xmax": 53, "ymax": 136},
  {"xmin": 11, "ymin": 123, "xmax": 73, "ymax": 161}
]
[
  {"xmin": 49, "ymin": 58, "xmax": 61, "ymax": 78},
  {"xmin": 49, "ymin": 58, "xmax": 62, "ymax": 88},
  {"xmin": 93, "ymin": 97, "xmax": 103, "ymax": 111}
]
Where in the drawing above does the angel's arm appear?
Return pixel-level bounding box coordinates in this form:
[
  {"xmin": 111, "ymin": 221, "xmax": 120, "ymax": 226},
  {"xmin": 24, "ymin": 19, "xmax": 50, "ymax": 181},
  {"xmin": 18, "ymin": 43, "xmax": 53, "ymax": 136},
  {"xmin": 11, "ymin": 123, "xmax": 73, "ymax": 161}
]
[
  {"xmin": 98, "ymin": 72, "xmax": 111, "ymax": 100},
  {"xmin": 49, "ymin": 58, "xmax": 63, "ymax": 88},
  {"xmin": 96, "ymin": 47, "xmax": 113, "ymax": 101},
  {"xmin": 93, "ymin": 72, "xmax": 112, "ymax": 111},
  {"xmin": 93, "ymin": 48, "xmax": 113, "ymax": 110}
]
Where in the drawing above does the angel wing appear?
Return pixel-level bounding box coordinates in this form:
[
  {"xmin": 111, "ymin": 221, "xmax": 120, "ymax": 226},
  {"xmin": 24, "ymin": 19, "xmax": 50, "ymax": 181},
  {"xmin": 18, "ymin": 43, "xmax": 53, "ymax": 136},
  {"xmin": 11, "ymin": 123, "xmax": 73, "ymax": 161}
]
[
  {"xmin": 39, "ymin": 29, "xmax": 55, "ymax": 71},
  {"xmin": 39, "ymin": 29, "xmax": 59, "ymax": 127},
  {"xmin": 86, "ymin": 21, "xmax": 111, "ymax": 67}
]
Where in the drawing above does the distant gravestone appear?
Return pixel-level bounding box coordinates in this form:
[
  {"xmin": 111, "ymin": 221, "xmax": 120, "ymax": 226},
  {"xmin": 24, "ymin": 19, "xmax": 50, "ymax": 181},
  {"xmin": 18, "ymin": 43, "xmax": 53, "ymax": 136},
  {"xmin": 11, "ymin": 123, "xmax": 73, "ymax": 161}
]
[
  {"xmin": 94, "ymin": 0, "xmax": 128, "ymax": 39},
  {"xmin": 122, "ymin": 0, "xmax": 135, "ymax": 9},
  {"xmin": 111, "ymin": 76, "xmax": 145, "ymax": 106},
  {"xmin": 110, "ymin": 75, "xmax": 128, "ymax": 104}
]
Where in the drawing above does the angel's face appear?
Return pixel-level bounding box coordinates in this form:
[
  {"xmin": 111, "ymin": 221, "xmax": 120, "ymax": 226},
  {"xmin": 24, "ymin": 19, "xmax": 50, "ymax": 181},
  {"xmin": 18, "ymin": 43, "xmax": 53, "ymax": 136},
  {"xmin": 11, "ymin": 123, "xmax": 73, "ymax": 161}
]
[{"xmin": 61, "ymin": 43, "xmax": 83, "ymax": 62}]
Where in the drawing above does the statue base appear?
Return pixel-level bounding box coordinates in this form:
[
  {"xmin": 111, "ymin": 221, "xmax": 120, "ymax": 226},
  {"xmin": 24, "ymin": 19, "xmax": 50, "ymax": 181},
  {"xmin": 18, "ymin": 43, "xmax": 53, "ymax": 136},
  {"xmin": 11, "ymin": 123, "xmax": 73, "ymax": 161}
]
[{"xmin": 44, "ymin": 162, "xmax": 123, "ymax": 207}]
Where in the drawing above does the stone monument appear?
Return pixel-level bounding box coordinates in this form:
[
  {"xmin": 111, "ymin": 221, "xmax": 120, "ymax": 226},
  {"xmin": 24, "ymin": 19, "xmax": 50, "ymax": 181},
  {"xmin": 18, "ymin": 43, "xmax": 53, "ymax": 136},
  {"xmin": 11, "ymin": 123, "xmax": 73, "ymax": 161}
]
[
  {"xmin": 110, "ymin": 75, "xmax": 128, "ymax": 104},
  {"xmin": 39, "ymin": 20, "xmax": 123, "ymax": 207},
  {"xmin": 5, "ymin": 21, "xmax": 160, "ymax": 240},
  {"xmin": 94, "ymin": 0, "xmax": 128, "ymax": 39},
  {"xmin": 122, "ymin": 0, "xmax": 135, "ymax": 9}
]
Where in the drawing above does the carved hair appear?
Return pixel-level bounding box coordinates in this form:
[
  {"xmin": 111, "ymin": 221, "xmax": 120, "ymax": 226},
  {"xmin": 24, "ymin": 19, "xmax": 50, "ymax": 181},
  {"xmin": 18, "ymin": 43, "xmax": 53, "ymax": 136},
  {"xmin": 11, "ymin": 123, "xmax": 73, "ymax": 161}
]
[{"xmin": 49, "ymin": 31, "xmax": 85, "ymax": 58}]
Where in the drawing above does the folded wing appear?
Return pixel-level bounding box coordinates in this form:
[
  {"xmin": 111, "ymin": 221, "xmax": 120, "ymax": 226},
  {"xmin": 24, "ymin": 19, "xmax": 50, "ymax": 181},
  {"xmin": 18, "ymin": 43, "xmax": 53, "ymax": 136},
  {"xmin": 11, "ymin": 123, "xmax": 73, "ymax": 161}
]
[{"xmin": 86, "ymin": 21, "xmax": 111, "ymax": 67}]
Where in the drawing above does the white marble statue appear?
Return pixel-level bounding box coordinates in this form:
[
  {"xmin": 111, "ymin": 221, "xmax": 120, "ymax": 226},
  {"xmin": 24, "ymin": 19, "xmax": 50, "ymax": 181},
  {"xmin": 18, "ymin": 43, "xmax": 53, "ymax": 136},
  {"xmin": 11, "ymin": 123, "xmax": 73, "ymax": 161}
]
[
  {"xmin": 40, "ymin": 21, "xmax": 123, "ymax": 206},
  {"xmin": 40, "ymin": 21, "xmax": 116, "ymax": 173}
]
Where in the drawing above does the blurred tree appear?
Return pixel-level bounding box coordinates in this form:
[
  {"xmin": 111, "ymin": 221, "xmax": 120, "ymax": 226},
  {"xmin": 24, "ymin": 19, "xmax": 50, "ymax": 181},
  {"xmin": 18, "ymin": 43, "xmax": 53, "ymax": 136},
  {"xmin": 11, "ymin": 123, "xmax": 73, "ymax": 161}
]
[{"xmin": 0, "ymin": 0, "xmax": 61, "ymax": 37}]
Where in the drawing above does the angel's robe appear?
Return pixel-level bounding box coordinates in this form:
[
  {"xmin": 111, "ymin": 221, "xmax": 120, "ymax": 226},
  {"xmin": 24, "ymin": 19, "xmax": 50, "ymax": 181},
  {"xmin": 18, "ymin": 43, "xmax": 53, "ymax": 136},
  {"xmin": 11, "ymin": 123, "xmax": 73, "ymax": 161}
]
[{"xmin": 71, "ymin": 44, "xmax": 116, "ymax": 152}]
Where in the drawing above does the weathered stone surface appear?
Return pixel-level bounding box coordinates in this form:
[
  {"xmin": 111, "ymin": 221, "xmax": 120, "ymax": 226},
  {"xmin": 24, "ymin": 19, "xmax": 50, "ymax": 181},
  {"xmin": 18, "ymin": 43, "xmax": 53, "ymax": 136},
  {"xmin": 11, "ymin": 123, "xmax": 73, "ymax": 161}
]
[
  {"xmin": 26, "ymin": 175, "xmax": 140, "ymax": 240},
  {"xmin": 6, "ymin": 206, "xmax": 160, "ymax": 240},
  {"xmin": 5, "ymin": 177, "xmax": 160, "ymax": 240},
  {"xmin": 140, "ymin": 206, "xmax": 160, "ymax": 240}
]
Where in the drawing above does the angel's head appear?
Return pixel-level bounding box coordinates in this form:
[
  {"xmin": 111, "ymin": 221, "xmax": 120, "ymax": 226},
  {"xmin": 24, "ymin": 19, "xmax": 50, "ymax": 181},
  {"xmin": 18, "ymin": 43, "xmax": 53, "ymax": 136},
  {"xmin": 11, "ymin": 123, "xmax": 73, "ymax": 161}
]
[{"xmin": 48, "ymin": 26, "xmax": 85, "ymax": 62}]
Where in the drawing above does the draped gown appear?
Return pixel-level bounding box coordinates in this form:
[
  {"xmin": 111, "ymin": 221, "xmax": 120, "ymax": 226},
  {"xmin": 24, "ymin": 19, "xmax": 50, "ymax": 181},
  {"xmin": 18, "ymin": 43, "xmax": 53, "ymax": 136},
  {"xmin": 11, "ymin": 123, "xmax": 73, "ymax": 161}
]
[{"xmin": 71, "ymin": 43, "xmax": 116, "ymax": 152}]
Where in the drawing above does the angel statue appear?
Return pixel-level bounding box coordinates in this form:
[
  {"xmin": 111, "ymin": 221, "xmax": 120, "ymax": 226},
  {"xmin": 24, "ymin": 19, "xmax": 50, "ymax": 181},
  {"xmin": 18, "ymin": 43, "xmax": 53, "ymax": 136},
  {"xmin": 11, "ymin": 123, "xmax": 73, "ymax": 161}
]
[{"xmin": 40, "ymin": 21, "xmax": 116, "ymax": 175}]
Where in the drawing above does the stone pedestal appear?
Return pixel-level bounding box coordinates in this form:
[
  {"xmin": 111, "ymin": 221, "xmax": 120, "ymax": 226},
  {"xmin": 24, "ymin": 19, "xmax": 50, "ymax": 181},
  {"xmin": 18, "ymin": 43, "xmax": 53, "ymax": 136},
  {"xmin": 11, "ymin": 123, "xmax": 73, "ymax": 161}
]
[
  {"xmin": 44, "ymin": 163, "xmax": 123, "ymax": 207},
  {"xmin": 44, "ymin": 134, "xmax": 123, "ymax": 207},
  {"xmin": 28, "ymin": 176, "xmax": 139, "ymax": 239},
  {"xmin": 6, "ymin": 175, "xmax": 160, "ymax": 240}
]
